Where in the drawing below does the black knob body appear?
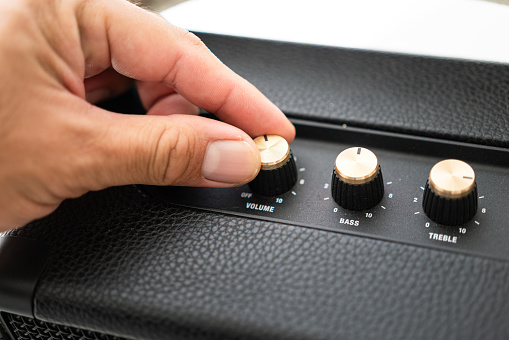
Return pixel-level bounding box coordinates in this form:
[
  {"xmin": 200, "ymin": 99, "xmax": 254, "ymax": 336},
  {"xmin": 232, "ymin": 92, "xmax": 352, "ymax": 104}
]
[
  {"xmin": 248, "ymin": 135, "xmax": 298, "ymax": 196},
  {"xmin": 331, "ymin": 147, "xmax": 384, "ymax": 211},
  {"xmin": 422, "ymin": 181, "xmax": 478, "ymax": 225}
]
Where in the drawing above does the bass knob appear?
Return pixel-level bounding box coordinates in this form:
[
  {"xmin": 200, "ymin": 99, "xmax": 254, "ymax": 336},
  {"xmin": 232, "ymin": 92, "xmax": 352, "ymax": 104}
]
[{"xmin": 331, "ymin": 147, "xmax": 384, "ymax": 211}]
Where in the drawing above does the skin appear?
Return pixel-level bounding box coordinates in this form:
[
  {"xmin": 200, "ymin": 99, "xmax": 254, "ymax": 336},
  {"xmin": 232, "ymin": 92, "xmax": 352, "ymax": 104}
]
[{"xmin": 0, "ymin": 0, "xmax": 295, "ymax": 230}]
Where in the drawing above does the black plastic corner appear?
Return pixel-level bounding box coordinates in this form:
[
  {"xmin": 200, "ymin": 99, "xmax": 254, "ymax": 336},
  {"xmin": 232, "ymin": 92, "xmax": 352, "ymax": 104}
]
[{"xmin": 0, "ymin": 236, "xmax": 50, "ymax": 317}]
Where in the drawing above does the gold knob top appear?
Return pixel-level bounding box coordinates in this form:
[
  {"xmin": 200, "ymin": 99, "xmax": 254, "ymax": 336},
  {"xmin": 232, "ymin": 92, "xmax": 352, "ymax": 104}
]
[
  {"xmin": 254, "ymin": 135, "xmax": 291, "ymax": 171},
  {"xmin": 334, "ymin": 147, "xmax": 379, "ymax": 185},
  {"xmin": 429, "ymin": 159, "xmax": 475, "ymax": 199}
]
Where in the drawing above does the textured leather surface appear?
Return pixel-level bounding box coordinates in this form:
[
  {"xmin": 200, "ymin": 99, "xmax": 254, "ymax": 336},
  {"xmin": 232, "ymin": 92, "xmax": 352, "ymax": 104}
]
[
  {"xmin": 6, "ymin": 185, "xmax": 509, "ymax": 340},
  {"xmin": 197, "ymin": 33, "xmax": 509, "ymax": 147}
]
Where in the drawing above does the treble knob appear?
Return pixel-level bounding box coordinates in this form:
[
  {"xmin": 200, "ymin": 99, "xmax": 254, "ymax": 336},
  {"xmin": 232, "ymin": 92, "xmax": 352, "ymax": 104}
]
[
  {"xmin": 248, "ymin": 135, "xmax": 298, "ymax": 196},
  {"xmin": 331, "ymin": 147, "xmax": 384, "ymax": 210},
  {"xmin": 422, "ymin": 159, "xmax": 478, "ymax": 225}
]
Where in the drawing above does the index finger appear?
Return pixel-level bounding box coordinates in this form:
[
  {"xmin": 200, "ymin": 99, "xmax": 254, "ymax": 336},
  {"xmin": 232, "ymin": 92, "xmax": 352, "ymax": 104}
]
[{"xmin": 78, "ymin": 0, "xmax": 295, "ymax": 142}]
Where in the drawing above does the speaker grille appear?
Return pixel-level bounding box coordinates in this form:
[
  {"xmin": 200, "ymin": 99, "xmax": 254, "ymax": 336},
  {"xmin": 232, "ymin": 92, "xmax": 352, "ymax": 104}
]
[{"xmin": 1, "ymin": 313, "xmax": 127, "ymax": 340}]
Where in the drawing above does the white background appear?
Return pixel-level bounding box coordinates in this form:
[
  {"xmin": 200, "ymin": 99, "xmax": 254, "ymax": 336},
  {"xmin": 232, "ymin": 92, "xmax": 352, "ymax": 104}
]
[{"xmin": 163, "ymin": 0, "xmax": 509, "ymax": 64}]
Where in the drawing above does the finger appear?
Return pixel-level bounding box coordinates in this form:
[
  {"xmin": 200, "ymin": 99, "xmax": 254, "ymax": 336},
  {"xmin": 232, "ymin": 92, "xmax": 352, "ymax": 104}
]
[
  {"xmin": 84, "ymin": 68, "xmax": 133, "ymax": 103},
  {"xmin": 136, "ymin": 81, "xmax": 200, "ymax": 115},
  {"xmin": 78, "ymin": 0, "xmax": 295, "ymax": 142},
  {"xmin": 78, "ymin": 101, "xmax": 261, "ymax": 191},
  {"xmin": 136, "ymin": 81, "xmax": 177, "ymax": 110},
  {"xmin": 146, "ymin": 93, "xmax": 200, "ymax": 116}
]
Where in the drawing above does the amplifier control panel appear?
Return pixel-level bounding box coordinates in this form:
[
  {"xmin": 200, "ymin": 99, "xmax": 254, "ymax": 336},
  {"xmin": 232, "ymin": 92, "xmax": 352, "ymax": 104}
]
[{"xmin": 146, "ymin": 119, "xmax": 509, "ymax": 261}]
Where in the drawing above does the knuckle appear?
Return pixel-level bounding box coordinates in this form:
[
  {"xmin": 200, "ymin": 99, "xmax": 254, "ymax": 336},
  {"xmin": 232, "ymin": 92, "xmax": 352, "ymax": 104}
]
[
  {"xmin": 165, "ymin": 29, "xmax": 209, "ymax": 87},
  {"xmin": 149, "ymin": 125, "xmax": 197, "ymax": 186},
  {"xmin": 179, "ymin": 28, "xmax": 197, "ymax": 44},
  {"xmin": 178, "ymin": 28, "xmax": 207, "ymax": 50}
]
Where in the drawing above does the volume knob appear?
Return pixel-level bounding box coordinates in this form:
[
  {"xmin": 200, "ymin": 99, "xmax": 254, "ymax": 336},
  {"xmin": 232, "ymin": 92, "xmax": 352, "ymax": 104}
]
[
  {"xmin": 422, "ymin": 159, "xmax": 478, "ymax": 225},
  {"xmin": 248, "ymin": 135, "xmax": 298, "ymax": 196},
  {"xmin": 331, "ymin": 147, "xmax": 384, "ymax": 210}
]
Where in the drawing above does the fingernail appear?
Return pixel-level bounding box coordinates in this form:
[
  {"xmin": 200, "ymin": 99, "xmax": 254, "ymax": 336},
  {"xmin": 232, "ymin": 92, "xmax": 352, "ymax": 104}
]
[{"xmin": 202, "ymin": 140, "xmax": 260, "ymax": 184}]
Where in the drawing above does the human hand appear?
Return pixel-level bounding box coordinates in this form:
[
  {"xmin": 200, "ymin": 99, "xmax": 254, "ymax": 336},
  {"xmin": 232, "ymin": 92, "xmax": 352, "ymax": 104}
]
[{"xmin": 0, "ymin": 0, "xmax": 295, "ymax": 231}]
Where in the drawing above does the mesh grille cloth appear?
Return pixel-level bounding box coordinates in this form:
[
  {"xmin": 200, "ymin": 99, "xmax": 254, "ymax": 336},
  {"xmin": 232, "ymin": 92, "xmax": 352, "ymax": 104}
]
[{"xmin": 1, "ymin": 313, "xmax": 126, "ymax": 340}]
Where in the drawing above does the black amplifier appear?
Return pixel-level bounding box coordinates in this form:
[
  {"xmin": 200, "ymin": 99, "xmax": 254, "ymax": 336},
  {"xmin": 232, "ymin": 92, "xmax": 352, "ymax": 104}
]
[{"xmin": 1, "ymin": 32, "xmax": 509, "ymax": 340}]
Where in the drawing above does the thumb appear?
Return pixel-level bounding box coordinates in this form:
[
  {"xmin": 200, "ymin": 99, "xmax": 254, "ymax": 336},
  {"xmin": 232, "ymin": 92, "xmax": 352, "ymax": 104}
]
[{"xmin": 83, "ymin": 106, "xmax": 261, "ymax": 190}]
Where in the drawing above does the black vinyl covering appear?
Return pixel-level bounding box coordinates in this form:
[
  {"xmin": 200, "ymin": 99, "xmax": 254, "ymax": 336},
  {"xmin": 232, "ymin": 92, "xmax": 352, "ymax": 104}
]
[{"xmin": 197, "ymin": 33, "xmax": 509, "ymax": 147}]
